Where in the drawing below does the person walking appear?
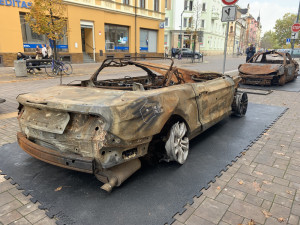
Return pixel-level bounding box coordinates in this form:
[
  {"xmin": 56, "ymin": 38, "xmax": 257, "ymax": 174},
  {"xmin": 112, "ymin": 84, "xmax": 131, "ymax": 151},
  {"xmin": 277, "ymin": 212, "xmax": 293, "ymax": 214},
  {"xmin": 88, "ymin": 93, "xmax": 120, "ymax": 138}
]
[
  {"xmin": 164, "ymin": 46, "xmax": 169, "ymax": 58},
  {"xmin": 46, "ymin": 44, "xmax": 53, "ymax": 59},
  {"xmin": 171, "ymin": 47, "xmax": 176, "ymax": 58},
  {"xmin": 246, "ymin": 44, "xmax": 256, "ymax": 62},
  {"xmin": 41, "ymin": 44, "xmax": 48, "ymax": 59}
]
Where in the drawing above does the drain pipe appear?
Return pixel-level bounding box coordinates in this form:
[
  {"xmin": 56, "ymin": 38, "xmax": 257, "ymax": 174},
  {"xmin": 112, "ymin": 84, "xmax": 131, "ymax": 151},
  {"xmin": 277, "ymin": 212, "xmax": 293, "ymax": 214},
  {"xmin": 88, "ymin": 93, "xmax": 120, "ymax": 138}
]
[{"xmin": 135, "ymin": 0, "xmax": 137, "ymax": 59}]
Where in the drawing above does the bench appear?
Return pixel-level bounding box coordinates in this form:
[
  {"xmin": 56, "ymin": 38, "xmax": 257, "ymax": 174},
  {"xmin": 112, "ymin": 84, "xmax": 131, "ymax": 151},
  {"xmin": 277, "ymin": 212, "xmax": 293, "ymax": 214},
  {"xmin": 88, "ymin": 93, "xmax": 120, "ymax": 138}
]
[{"xmin": 25, "ymin": 59, "xmax": 52, "ymax": 73}]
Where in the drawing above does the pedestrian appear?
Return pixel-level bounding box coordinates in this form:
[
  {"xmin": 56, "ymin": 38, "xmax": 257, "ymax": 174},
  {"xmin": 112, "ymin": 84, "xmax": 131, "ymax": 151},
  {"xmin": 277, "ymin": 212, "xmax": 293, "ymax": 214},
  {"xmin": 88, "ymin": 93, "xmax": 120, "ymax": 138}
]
[
  {"xmin": 46, "ymin": 44, "xmax": 53, "ymax": 59},
  {"xmin": 41, "ymin": 44, "xmax": 48, "ymax": 59},
  {"xmin": 178, "ymin": 48, "xmax": 182, "ymax": 60},
  {"xmin": 171, "ymin": 46, "xmax": 176, "ymax": 58},
  {"xmin": 35, "ymin": 45, "xmax": 42, "ymax": 59},
  {"xmin": 17, "ymin": 52, "xmax": 30, "ymax": 60},
  {"xmin": 246, "ymin": 44, "xmax": 256, "ymax": 62},
  {"xmin": 164, "ymin": 46, "xmax": 169, "ymax": 58}
]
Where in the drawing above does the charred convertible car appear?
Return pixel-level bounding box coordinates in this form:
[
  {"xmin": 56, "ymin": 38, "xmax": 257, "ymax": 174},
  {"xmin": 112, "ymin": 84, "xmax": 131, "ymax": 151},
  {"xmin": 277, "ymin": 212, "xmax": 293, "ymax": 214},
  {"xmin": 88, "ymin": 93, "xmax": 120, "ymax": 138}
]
[
  {"xmin": 239, "ymin": 51, "xmax": 299, "ymax": 86},
  {"xmin": 17, "ymin": 58, "xmax": 247, "ymax": 192}
]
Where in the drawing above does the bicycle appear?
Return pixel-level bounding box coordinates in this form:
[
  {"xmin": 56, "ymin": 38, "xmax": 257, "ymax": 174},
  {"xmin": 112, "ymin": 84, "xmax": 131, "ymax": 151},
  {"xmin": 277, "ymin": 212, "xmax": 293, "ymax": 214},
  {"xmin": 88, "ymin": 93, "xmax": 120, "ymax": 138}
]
[{"xmin": 45, "ymin": 58, "xmax": 73, "ymax": 77}]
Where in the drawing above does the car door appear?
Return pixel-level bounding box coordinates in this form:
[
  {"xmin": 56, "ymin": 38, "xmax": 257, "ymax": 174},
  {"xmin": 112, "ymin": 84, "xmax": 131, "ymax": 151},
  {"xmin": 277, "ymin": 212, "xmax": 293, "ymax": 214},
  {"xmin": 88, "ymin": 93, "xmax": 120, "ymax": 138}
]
[
  {"xmin": 285, "ymin": 53, "xmax": 297, "ymax": 81},
  {"xmin": 191, "ymin": 77, "xmax": 235, "ymax": 131}
]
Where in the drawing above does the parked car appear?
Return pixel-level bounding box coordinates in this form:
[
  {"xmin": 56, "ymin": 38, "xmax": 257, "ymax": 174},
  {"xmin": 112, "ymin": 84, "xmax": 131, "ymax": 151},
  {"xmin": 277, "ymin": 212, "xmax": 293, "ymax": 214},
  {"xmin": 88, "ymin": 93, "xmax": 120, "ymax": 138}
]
[
  {"xmin": 238, "ymin": 51, "xmax": 299, "ymax": 86},
  {"xmin": 175, "ymin": 48, "xmax": 202, "ymax": 59},
  {"xmin": 17, "ymin": 58, "xmax": 247, "ymax": 192}
]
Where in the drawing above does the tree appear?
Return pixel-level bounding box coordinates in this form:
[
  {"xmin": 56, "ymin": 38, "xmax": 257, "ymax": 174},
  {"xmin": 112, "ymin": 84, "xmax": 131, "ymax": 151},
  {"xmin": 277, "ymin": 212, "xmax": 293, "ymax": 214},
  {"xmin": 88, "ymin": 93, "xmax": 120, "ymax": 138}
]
[
  {"xmin": 274, "ymin": 13, "xmax": 298, "ymax": 47},
  {"xmin": 25, "ymin": 0, "xmax": 67, "ymax": 60},
  {"xmin": 260, "ymin": 30, "xmax": 279, "ymax": 49}
]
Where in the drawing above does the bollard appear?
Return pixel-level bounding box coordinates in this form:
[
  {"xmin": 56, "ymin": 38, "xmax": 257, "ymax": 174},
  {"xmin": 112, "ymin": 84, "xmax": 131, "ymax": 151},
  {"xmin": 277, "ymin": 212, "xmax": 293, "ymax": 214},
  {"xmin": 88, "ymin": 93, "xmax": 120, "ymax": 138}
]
[{"xmin": 14, "ymin": 60, "xmax": 27, "ymax": 77}]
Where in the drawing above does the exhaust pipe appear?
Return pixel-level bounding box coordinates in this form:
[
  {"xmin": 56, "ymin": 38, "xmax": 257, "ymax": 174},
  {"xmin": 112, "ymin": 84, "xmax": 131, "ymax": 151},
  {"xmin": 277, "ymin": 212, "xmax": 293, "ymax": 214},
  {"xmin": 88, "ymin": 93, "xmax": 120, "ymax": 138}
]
[{"xmin": 100, "ymin": 158, "xmax": 141, "ymax": 192}]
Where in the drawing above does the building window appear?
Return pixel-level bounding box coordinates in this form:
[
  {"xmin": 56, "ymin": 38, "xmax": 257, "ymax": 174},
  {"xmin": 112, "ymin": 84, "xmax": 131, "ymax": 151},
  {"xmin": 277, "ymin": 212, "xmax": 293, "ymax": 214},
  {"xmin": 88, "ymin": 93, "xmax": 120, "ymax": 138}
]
[
  {"xmin": 20, "ymin": 13, "xmax": 68, "ymax": 52},
  {"xmin": 105, "ymin": 24, "xmax": 129, "ymax": 52},
  {"xmin": 183, "ymin": 18, "xmax": 187, "ymax": 27},
  {"xmin": 188, "ymin": 17, "xmax": 192, "ymax": 28},
  {"xmin": 154, "ymin": 0, "xmax": 159, "ymax": 11},
  {"xmin": 140, "ymin": 29, "xmax": 157, "ymax": 52},
  {"xmin": 140, "ymin": 0, "xmax": 145, "ymax": 8},
  {"xmin": 184, "ymin": 0, "xmax": 193, "ymax": 11},
  {"xmin": 230, "ymin": 26, "xmax": 233, "ymax": 33},
  {"xmin": 165, "ymin": 17, "xmax": 169, "ymax": 27},
  {"xmin": 202, "ymin": 3, "xmax": 206, "ymax": 11},
  {"xmin": 189, "ymin": 0, "xmax": 193, "ymax": 11},
  {"xmin": 164, "ymin": 34, "xmax": 168, "ymax": 45},
  {"xmin": 201, "ymin": 19, "xmax": 205, "ymax": 28},
  {"xmin": 123, "ymin": 0, "xmax": 129, "ymax": 5},
  {"xmin": 165, "ymin": 0, "xmax": 167, "ymax": 8}
]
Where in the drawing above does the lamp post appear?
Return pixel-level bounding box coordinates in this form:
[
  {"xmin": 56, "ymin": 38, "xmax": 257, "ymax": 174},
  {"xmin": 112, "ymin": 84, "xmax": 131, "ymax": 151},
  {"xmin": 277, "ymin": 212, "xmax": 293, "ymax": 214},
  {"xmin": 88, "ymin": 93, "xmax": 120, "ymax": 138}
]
[{"xmin": 180, "ymin": 10, "xmax": 185, "ymax": 48}]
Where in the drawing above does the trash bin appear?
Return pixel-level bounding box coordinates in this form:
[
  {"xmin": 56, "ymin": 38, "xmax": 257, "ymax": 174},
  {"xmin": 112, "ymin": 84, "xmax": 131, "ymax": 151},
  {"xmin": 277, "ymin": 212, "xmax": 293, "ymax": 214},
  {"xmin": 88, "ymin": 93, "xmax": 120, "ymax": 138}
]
[{"xmin": 14, "ymin": 60, "xmax": 27, "ymax": 77}]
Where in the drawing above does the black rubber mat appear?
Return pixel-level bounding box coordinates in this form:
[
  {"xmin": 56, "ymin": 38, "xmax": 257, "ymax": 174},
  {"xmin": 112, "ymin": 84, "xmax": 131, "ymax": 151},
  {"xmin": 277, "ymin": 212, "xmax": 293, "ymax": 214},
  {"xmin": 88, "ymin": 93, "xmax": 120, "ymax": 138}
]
[
  {"xmin": 240, "ymin": 77, "xmax": 300, "ymax": 92},
  {"xmin": 0, "ymin": 103, "xmax": 286, "ymax": 225}
]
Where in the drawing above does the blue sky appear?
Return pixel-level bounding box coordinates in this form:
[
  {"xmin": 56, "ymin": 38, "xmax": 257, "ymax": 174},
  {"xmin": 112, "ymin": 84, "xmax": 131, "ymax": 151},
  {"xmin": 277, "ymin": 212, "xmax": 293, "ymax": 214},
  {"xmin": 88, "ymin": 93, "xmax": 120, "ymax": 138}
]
[{"xmin": 237, "ymin": 0, "xmax": 298, "ymax": 35}]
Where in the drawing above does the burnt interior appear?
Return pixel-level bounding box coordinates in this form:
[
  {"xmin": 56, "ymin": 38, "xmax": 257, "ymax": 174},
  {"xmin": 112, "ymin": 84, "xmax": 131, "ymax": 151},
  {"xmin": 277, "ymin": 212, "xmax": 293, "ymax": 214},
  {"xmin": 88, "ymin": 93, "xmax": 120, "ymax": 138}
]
[{"xmin": 74, "ymin": 57, "xmax": 223, "ymax": 91}]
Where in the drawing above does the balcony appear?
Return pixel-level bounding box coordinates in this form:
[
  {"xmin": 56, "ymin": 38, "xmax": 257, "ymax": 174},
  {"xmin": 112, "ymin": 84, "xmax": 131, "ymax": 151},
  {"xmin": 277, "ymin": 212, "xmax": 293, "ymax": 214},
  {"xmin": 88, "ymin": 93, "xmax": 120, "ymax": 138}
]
[{"xmin": 211, "ymin": 11, "xmax": 219, "ymax": 20}]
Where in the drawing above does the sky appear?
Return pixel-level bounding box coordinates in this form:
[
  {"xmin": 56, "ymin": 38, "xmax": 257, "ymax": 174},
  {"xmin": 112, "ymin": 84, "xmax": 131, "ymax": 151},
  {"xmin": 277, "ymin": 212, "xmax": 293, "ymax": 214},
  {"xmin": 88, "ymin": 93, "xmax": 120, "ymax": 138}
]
[{"xmin": 237, "ymin": 0, "xmax": 298, "ymax": 35}]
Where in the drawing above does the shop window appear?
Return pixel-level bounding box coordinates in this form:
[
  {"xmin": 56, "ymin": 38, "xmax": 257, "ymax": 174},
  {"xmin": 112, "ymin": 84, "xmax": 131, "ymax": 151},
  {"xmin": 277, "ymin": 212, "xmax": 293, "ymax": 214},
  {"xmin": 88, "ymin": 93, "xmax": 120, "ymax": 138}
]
[
  {"xmin": 140, "ymin": 29, "xmax": 157, "ymax": 52},
  {"xmin": 105, "ymin": 24, "xmax": 129, "ymax": 52},
  {"xmin": 140, "ymin": 0, "xmax": 145, "ymax": 8},
  {"xmin": 123, "ymin": 0, "xmax": 130, "ymax": 5},
  {"xmin": 154, "ymin": 0, "xmax": 159, "ymax": 11},
  {"xmin": 19, "ymin": 13, "xmax": 68, "ymax": 53},
  {"xmin": 165, "ymin": 17, "xmax": 169, "ymax": 27}
]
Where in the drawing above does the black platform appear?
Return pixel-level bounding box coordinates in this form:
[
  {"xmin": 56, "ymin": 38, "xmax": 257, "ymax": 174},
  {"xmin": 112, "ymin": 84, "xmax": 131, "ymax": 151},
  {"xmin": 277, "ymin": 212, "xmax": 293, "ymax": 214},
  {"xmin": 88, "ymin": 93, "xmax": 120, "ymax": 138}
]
[
  {"xmin": 0, "ymin": 103, "xmax": 286, "ymax": 225},
  {"xmin": 240, "ymin": 77, "xmax": 300, "ymax": 92}
]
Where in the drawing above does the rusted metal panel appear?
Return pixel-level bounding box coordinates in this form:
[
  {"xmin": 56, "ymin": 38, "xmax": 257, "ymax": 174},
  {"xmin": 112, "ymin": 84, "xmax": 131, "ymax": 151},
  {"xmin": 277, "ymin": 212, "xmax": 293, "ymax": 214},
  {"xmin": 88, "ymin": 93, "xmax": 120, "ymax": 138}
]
[
  {"xmin": 17, "ymin": 57, "xmax": 245, "ymax": 191},
  {"xmin": 239, "ymin": 63, "xmax": 282, "ymax": 75}
]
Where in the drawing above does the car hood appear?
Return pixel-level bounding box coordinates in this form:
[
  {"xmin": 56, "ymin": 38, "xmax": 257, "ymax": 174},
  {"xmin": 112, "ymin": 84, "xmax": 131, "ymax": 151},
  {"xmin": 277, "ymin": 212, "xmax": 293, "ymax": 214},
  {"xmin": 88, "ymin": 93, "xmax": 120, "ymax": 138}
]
[{"xmin": 239, "ymin": 63, "xmax": 283, "ymax": 75}]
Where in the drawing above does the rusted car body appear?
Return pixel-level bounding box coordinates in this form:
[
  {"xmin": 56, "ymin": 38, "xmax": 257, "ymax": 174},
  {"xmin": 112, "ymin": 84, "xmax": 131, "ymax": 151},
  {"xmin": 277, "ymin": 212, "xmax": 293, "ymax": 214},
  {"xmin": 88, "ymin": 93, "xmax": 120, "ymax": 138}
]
[
  {"xmin": 238, "ymin": 51, "xmax": 299, "ymax": 86},
  {"xmin": 17, "ymin": 58, "xmax": 247, "ymax": 191}
]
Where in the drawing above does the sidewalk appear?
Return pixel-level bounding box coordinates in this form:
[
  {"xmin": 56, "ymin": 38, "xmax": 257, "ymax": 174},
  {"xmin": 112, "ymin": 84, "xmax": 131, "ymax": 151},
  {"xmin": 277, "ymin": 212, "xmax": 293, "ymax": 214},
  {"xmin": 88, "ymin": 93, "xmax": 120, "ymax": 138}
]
[{"xmin": 0, "ymin": 57, "xmax": 299, "ymax": 225}]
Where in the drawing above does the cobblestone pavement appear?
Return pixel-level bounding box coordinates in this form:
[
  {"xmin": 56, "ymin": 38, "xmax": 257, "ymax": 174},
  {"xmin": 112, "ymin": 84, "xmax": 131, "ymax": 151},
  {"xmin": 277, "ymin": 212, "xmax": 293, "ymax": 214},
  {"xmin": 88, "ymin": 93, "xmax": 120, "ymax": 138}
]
[{"xmin": 0, "ymin": 56, "xmax": 299, "ymax": 225}]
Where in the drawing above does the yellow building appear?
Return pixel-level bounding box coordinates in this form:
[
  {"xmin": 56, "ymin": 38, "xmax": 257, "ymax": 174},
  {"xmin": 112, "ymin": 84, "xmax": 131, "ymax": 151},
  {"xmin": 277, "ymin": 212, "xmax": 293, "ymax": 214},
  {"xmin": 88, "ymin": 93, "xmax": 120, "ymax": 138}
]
[{"xmin": 0, "ymin": 0, "xmax": 165, "ymax": 66}]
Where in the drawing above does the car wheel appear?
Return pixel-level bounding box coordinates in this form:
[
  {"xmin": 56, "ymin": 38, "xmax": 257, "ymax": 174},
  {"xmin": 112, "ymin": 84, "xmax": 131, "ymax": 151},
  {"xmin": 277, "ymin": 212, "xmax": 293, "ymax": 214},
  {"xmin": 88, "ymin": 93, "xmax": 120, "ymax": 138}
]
[
  {"xmin": 232, "ymin": 92, "xmax": 248, "ymax": 117},
  {"xmin": 194, "ymin": 54, "xmax": 199, "ymax": 59},
  {"xmin": 278, "ymin": 75, "xmax": 286, "ymax": 86},
  {"xmin": 165, "ymin": 122, "xmax": 189, "ymax": 164},
  {"xmin": 175, "ymin": 54, "xmax": 179, "ymax": 59}
]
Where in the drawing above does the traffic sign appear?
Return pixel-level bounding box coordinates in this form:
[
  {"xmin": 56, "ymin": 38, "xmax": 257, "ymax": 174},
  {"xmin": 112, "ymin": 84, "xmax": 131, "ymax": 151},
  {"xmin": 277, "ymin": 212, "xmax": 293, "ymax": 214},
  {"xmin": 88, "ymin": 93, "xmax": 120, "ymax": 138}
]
[
  {"xmin": 222, "ymin": 0, "xmax": 238, "ymax": 5},
  {"xmin": 291, "ymin": 23, "xmax": 300, "ymax": 32},
  {"xmin": 291, "ymin": 32, "xmax": 299, "ymax": 39},
  {"xmin": 286, "ymin": 38, "xmax": 291, "ymax": 44},
  {"xmin": 221, "ymin": 6, "xmax": 237, "ymax": 22}
]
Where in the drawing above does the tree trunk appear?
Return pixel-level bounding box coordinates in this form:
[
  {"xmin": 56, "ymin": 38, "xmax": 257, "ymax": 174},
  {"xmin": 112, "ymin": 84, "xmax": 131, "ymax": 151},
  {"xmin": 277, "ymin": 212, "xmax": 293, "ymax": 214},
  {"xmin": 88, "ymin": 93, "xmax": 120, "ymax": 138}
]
[{"xmin": 54, "ymin": 40, "xmax": 57, "ymax": 60}]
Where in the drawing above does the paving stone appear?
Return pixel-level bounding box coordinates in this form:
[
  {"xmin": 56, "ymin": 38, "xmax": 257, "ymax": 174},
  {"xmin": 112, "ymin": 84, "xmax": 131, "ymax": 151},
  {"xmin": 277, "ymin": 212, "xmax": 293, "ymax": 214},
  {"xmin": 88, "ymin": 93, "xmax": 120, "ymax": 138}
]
[
  {"xmin": 221, "ymin": 211, "xmax": 243, "ymax": 225},
  {"xmin": 228, "ymin": 198, "xmax": 266, "ymax": 224},
  {"xmin": 194, "ymin": 198, "xmax": 228, "ymax": 224},
  {"xmin": 17, "ymin": 202, "xmax": 39, "ymax": 216},
  {"xmin": 8, "ymin": 217, "xmax": 31, "ymax": 225},
  {"xmin": 171, "ymin": 220, "xmax": 184, "ymax": 225},
  {"xmin": 173, "ymin": 205, "xmax": 195, "ymax": 223},
  {"xmin": 288, "ymin": 214, "xmax": 299, "ymax": 225},
  {"xmin": 233, "ymin": 172, "xmax": 256, "ymax": 183},
  {"xmin": 185, "ymin": 214, "xmax": 215, "ymax": 225},
  {"xmin": 0, "ymin": 192, "xmax": 15, "ymax": 207},
  {"xmin": 221, "ymin": 187, "xmax": 247, "ymax": 200},
  {"xmin": 242, "ymin": 218, "xmax": 262, "ymax": 225},
  {"xmin": 270, "ymin": 203, "xmax": 291, "ymax": 220},
  {"xmin": 255, "ymin": 164, "xmax": 285, "ymax": 178},
  {"xmin": 218, "ymin": 172, "xmax": 235, "ymax": 182},
  {"xmin": 291, "ymin": 202, "xmax": 300, "ymax": 216},
  {"xmin": 7, "ymin": 188, "xmax": 23, "ymax": 197},
  {"xmin": 0, "ymin": 181, "xmax": 14, "ymax": 194},
  {"xmin": 24, "ymin": 209, "xmax": 46, "ymax": 224},
  {"xmin": 215, "ymin": 193, "xmax": 234, "ymax": 205},
  {"xmin": 0, "ymin": 200, "xmax": 22, "ymax": 217},
  {"xmin": 261, "ymin": 183, "xmax": 295, "ymax": 200},
  {"xmin": 0, "ymin": 210, "xmax": 22, "ymax": 225},
  {"xmin": 265, "ymin": 217, "xmax": 288, "ymax": 225},
  {"xmin": 274, "ymin": 158, "xmax": 290, "ymax": 166},
  {"xmin": 32, "ymin": 216, "xmax": 57, "ymax": 225},
  {"xmin": 256, "ymin": 190, "xmax": 275, "ymax": 202},
  {"xmin": 190, "ymin": 195, "xmax": 206, "ymax": 209},
  {"xmin": 261, "ymin": 200, "xmax": 272, "ymax": 211},
  {"xmin": 14, "ymin": 194, "xmax": 30, "ymax": 205},
  {"xmin": 202, "ymin": 180, "xmax": 226, "ymax": 199},
  {"xmin": 251, "ymin": 170, "xmax": 274, "ymax": 181},
  {"xmin": 245, "ymin": 194, "xmax": 263, "ymax": 206},
  {"xmin": 227, "ymin": 178, "xmax": 258, "ymax": 196},
  {"xmin": 273, "ymin": 177, "xmax": 289, "ymax": 187},
  {"xmin": 284, "ymin": 174, "xmax": 300, "ymax": 184},
  {"xmin": 289, "ymin": 182, "xmax": 300, "ymax": 190},
  {"xmin": 274, "ymin": 195, "xmax": 293, "ymax": 208},
  {"xmin": 218, "ymin": 222, "xmax": 230, "ymax": 225}
]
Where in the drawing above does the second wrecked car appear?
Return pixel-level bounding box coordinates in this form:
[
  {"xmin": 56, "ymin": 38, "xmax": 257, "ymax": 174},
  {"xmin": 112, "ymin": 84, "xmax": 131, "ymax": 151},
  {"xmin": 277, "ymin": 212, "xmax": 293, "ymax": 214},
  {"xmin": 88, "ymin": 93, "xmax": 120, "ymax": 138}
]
[{"xmin": 17, "ymin": 58, "xmax": 247, "ymax": 191}]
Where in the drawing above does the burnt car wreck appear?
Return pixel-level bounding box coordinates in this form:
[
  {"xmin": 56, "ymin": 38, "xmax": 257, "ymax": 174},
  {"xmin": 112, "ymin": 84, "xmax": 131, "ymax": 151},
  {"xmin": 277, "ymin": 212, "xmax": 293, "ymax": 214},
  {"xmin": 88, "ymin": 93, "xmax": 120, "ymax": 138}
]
[
  {"xmin": 17, "ymin": 58, "xmax": 248, "ymax": 192},
  {"xmin": 239, "ymin": 51, "xmax": 299, "ymax": 86}
]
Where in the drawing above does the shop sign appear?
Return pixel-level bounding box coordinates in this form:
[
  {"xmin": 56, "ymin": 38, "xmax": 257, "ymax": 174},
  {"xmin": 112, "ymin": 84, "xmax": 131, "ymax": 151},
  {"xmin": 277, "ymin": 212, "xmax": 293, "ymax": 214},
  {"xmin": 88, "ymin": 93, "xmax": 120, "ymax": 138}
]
[
  {"xmin": 23, "ymin": 44, "xmax": 68, "ymax": 49},
  {"xmin": 0, "ymin": 0, "xmax": 32, "ymax": 8}
]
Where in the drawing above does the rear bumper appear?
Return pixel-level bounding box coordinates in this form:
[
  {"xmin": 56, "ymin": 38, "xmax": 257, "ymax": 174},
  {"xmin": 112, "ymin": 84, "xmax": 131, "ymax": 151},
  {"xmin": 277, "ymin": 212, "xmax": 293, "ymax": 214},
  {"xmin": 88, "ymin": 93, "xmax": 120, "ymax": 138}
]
[{"xmin": 17, "ymin": 132, "xmax": 93, "ymax": 174}]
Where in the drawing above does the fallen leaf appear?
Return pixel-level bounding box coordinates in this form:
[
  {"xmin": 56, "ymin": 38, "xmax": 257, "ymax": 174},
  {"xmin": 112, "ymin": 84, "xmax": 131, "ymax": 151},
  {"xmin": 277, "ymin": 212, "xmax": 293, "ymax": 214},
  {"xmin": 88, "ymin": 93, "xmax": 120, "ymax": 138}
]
[
  {"xmin": 280, "ymin": 145, "xmax": 285, "ymax": 147},
  {"xmin": 216, "ymin": 186, "xmax": 221, "ymax": 190},
  {"xmin": 286, "ymin": 190, "xmax": 293, "ymax": 195},
  {"xmin": 274, "ymin": 152, "xmax": 285, "ymax": 156},
  {"xmin": 263, "ymin": 133, "xmax": 269, "ymax": 136},
  {"xmin": 248, "ymin": 219, "xmax": 256, "ymax": 225},
  {"xmin": 263, "ymin": 180, "xmax": 271, "ymax": 185},
  {"xmin": 242, "ymin": 151, "xmax": 246, "ymax": 155},
  {"xmin": 238, "ymin": 180, "xmax": 244, "ymax": 185},
  {"xmin": 253, "ymin": 182, "xmax": 261, "ymax": 192},
  {"xmin": 55, "ymin": 186, "xmax": 62, "ymax": 192},
  {"xmin": 277, "ymin": 217, "xmax": 284, "ymax": 222},
  {"xmin": 262, "ymin": 210, "xmax": 272, "ymax": 218},
  {"xmin": 254, "ymin": 171, "xmax": 263, "ymax": 176}
]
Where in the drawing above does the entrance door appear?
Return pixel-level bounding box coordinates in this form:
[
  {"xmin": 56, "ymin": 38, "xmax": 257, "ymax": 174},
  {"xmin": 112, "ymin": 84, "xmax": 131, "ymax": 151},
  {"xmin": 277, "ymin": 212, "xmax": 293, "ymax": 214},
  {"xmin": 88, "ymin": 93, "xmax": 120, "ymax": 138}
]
[{"xmin": 80, "ymin": 21, "xmax": 95, "ymax": 61}]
